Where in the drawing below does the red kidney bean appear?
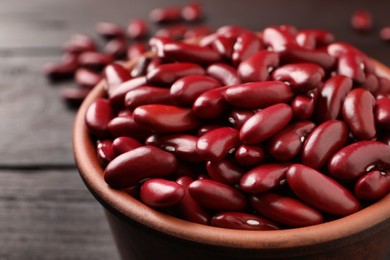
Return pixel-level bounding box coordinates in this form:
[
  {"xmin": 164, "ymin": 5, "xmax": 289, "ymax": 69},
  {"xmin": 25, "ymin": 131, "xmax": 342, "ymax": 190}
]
[
  {"xmin": 107, "ymin": 114, "xmax": 152, "ymax": 141},
  {"xmin": 112, "ymin": 136, "xmax": 142, "ymax": 156},
  {"xmin": 380, "ymin": 26, "xmax": 390, "ymax": 42},
  {"xmin": 146, "ymin": 58, "xmax": 162, "ymax": 74},
  {"xmin": 131, "ymin": 56, "xmax": 151, "ymax": 78},
  {"xmin": 127, "ymin": 19, "xmax": 149, "ymax": 39},
  {"xmin": 140, "ymin": 178, "xmax": 185, "ymax": 208},
  {"xmin": 188, "ymin": 179, "xmax": 247, "ymax": 211},
  {"xmin": 75, "ymin": 68, "xmax": 102, "ymax": 89},
  {"xmin": 155, "ymin": 25, "xmax": 188, "ymax": 41},
  {"xmin": 96, "ymin": 139, "xmax": 115, "ymax": 167},
  {"xmin": 375, "ymin": 98, "xmax": 390, "ymax": 129},
  {"xmin": 198, "ymin": 33, "xmax": 219, "ymax": 48},
  {"xmin": 296, "ymin": 29, "xmax": 335, "ymax": 48},
  {"xmin": 43, "ymin": 54, "xmax": 78, "ymax": 79},
  {"xmin": 232, "ymin": 32, "xmax": 262, "ymax": 66},
  {"xmin": 262, "ymin": 25, "xmax": 297, "ymax": 51},
  {"xmin": 161, "ymin": 42, "xmax": 223, "ymax": 65},
  {"xmin": 234, "ymin": 144, "xmax": 265, "ymax": 167},
  {"xmin": 211, "ymin": 212, "xmax": 279, "ymax": 230},
  {"xmin": 376, "ymin": 77, "xmax": 390, "ymax": 99},
  {"xmin": 62, "ymin": 34, "xmax": 97, "ymax": 55},
  {"xmin": 295, "ymin": 32, "xmax": 316, "ymax": 50},
  {"xmin": 170, "ymin": 75, "xmax": 221, "ymax": 106},
  {"xmin": 227, "ymin": 110, "xmax": 255, "ymax": 129},
  {"xmin": 225, "ymin": 81, "xmax": 293, "ymax": 109},
  {"xmin": 104, "ymin": 146, "xmax": 178, "ymax": 188},
  {"xmin": 85, "ymin": 98, "xmax": 114, "ymax": 137},
  {"xmin": 291, "ymin": 90, "xmax": 318, "ymax": 120},
  {"xmin": 337, "ymin": 53, "xmax": 366, "ymax": 84},
  {"xmin": 206, "ymin": 159, "xmax": 245, "ymax": 185},
  {"xmin": 127, "ymin": 42, "xmax": 148, "ymax": 61},
  {"xmin": 133, "ymin": 104, "xmax": 201, "ymax": 133},
  {"xmin": 149, "ymin": 6, "xmax": 182, "ymax": 23},
  {"xmin": 176, "ymin": 176, "xmax": 211, "ymax": 225},
  {"xmin": 250, "ymin": 193, "xmax": 323, "ymax": 227},
  {"xmin": 174, "ymin": 163, "xmax": 202, "ymax": 179},
  {"xmin": 146, "ymin": 134, "xmax": 202, "ymax": 163},
  {"xmin": 108, "ymin": 76, "xmax": 147, "ymax": 108},
  {"xmin": 354, "ymin": 170, "xmax": 390, "ymax": 201},
  {"xmin": 60, "ymin": 87, "xmax": 90, "ymax": 106},
  {"xmin": 211, "ymin": 35, "xmax": 236, "ymax": 58},
  {"xmin": 237, "ymin": 50, "xmax": 279, "ymax": 83},
  {"xmin": 272, "ymin": 63, "xmax": 324, "ymax": 92},
  {"xmin": 78, "ymin": 51, "xmax": 114, "ymax": 71},
  {"xmin": 197, "ymin": 125, "xmax": 222, "ymax": 137},
  {"xmin": 104, "ymin": 38, "xmax": 127, "ymax": 60},
  {"xmin": 315, "ymin": 75, "xmax": 353, "ymax": 122},
  {"xmin": 301, "ymin": 120, "xmax": 348, "ymax": 169},
  {"xmin": 351, "ymin": 10, "xmax": 373, "ymax": 32},
  {"xmin": 103, "ymin": 63, "xmax": 132, "ymax": 96},
  {"xmin": 95, "ymin": 22, "xmax": 124, "ymax": 39},
  {"xmin": 124, "ymin": 86, "xmax": 173, "ymax": 110},
  {"xmin": 241, "ymin": 164, "xmax": 289, "ymax": 193},
  {"xmin": 287, "ymin": 164, "xmax": 360, "ymax": 216},
  {"xmin": 196, "ymin": 127, "xmax": 240, "ymax": 161},
  {"xmin": 192, "ymin": 86, "xmax": 229, "ymax": 118},
  {"xmin": 268, "ymin": 121, "xmax": 316, "ymax": 161},
  {"xmin": 216, "ymin": 25, "xmax": 251, "ymax": 38},
  {"xmin": 149, "ymin": 36, "xmax": 173, "ymax": 57},
  {"xmin": 240, "ymin": 103, "xmax": 293, "ymax": 144},
  {"xmin": 183, "ymin": 26, "xmax": 213, "ymax": 39},
  {"xmin": 206, "ymin": 63, "xmax": 241, "ymax": 86},
  {"xmin": 342, "ymin": 88, "xmax": 376, "ymax": 140},
  {"xmin": 361, "ymin": 73, "xmax": 379, "ymax": 94},
  {"xmin": 146, "ymin": 63, "xmax": 205, "ymax": 86},
  {"xmin": 328, "ymin": 141, "xmax": 390, "ymax": 180},
  {"xmin": 182, "ymin": 3, "xmax": 203, "ymax": 21}
]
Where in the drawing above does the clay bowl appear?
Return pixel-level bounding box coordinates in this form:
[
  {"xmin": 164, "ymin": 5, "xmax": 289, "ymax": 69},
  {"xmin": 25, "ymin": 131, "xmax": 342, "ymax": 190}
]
[{"xmin": 73, "ymin": 58, "xmax": 390, "ymax": 260}]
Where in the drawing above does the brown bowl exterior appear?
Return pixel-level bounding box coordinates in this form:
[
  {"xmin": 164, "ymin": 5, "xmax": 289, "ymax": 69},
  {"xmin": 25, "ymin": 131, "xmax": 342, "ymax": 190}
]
[{"xmin": 73, "ymin": 60, "xmax": 390, "ymax": 260}]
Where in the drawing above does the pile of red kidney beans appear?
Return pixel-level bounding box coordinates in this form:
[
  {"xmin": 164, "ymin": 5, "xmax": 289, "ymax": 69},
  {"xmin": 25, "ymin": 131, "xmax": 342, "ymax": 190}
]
[{"xmin": 48, "ymin": 4, "xmax": 390, "ymax": 230}]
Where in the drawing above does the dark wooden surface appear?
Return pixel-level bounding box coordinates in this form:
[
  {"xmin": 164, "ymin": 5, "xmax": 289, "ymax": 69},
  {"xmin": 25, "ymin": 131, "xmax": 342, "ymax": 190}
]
[{"xmin": 1, "ymin": 0, "xmax": 390, "ymax": 259}]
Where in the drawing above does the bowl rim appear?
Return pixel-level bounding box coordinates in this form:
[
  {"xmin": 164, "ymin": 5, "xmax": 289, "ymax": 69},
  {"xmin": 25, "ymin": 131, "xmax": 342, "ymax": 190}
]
[{"xmin": 73, "ymin": 58, "xmax": 390, "ymax": 250}]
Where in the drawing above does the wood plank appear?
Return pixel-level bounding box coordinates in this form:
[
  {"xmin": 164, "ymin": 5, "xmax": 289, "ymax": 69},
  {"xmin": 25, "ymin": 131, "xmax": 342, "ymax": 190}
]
[{"xmin": 0, "ymin": 169, "xmax": 119, "ymax": 260}]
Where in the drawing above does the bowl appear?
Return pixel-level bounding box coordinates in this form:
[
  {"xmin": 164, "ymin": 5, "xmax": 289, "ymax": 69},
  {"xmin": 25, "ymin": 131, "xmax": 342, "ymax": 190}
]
[{"xmin": 73, "ymin": 58, "xmax": 390, "ymax": 260}]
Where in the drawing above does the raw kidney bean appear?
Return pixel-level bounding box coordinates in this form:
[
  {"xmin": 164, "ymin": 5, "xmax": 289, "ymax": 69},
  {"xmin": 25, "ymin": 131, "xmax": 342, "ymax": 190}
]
[
  {"xmin": 197, "ymin": 125, "xmax": 222, "ymax": 137},
  {"xmin": 354, "ymin": 170, "xmax": 390, "ymax": 201},
  {"xmin": 124, "ymin": 86, "xmax": 173, "ymax": 109},
  {"xmin": 85, "ymin": 98, "xmax": 114, "ymax": 137},
  {"xmin": 188, "ymin": 179, "xmax": 247, "ymax": 211},
  {"xmin": 146, "ymin": 134, "xmax": 202, "ymax": 163},
  {"xmin": 60, "ymin": 87, "xmax": 90, "ymax": 106},
  {"xmin": 183, "ymin": 26, "xmax": 213, "ymax": 39},
  {"xmin": 296, "ymin": 29, "xmax": 335, "ymax": 48},
  {"xmin": 342, "ymin": 88, "xmax": 376, "ymax": 140},
  {"xmin": 337, "ymin": 53, "xmax": 366, "ymax": 84},
  {"xmin": 301, "ymin": 120, "xmax": 348, "ymax": 169},
  {"xmin": 380, "ymin": 26, "xmax": 390, "ymax": 42},
  {"xmin": 103, "ymin": 63, "xmax": 132, "ymax": 96},
  {"xmin": 104, "ymin": 146, "xmax": 178, "ymax": 188},
  {"xmin": 268, "ymin": 121, "xmax": 316, "ymax": 161},
  {"xmin": 108, "ymin": 76, "xmax": 147, "ymax": 108},
  {"xmin": 234, "ymin": 144, "xmax": 266, "ymax": 167},
  {"xmin": 211, "ymin": 212, "xmax": 279, "ymax": 230},
  {"xmin": 140, "ymin": 178, "xmax": 185, "ymax": 208},
  {"xmin": 237, "ymin": 50, "xmax": 279, "ymax": 83},
  {"xmin": 131, "ymin": 56, "xmax": 151, "ymax": 78},
  {"xmin": 146, "ymin": 58, "xmax": 162, "ymax": 74},
  {"xmin": 62, "ymin": 34, "xmax": 97, "ymax": 55},
  {"xmin": 291, "ymin": 90, "xmax": 318, "ymax": 120},
  {"xmin": 104, "ymin": 38, "xmax": 127, "ymax": 60},
  {"xmin": 146, "ymin": 63, "xmax": 205, "ymax": 85},
  {"xmin": 176, "ymin": 176, "xmax": 211, "ymax": 225},
  {"xmin": 286, "ymin": 164, "xmax": 360, "ymax": 216},
  {"xmin": 250, "ymin": 193, "xmax": 323, "ymax": 227},
  {"xmin": 75, "ymin": 68, "xmax": 102, "ymax": 89},
  {"xmin": 133, "ymin": 104, "xmax": 201, "ymax": 133},
  {"xmin": 170, "ymin": 75, "xmax": 221, "ymax": 106},
  {"xmin": 78, "ymin": 51, "xmax": 114, "ymax": 71},
  {"xmin": 206, "ymin": 159, "xmax": 245, "ymax": 185},
  {"xmin": 155, "ymin": 25, "xmax": 188, "ymax": 41},
  {"xmin": 232, "ymin": 32, "xmax": 262, "ymax": 66},
  {"xmin": 315, "ymin": 75, "xmax": 353, "ymax": 122},
  {"xmin": 181, "ymin": 3, "xmax": 203, "ymax": 22},
  {"xmin": 295, "ymin": 32, "xmax": 316, "ymax": 50},
  {"xmin": 224, "ymin": 81, "xmax": 293, "ymax": 109},
  {"xmin": 376, "ymin": 77, "xmax": 390, "ymax": 99},
  {"xmin": 328, "ymin": 141, "xmax": 390, "ymax": 180},
  {"xmin": 107, "ymin": 115, "xmax": 152, "ymax": 141},
  {"xmin": 351, "ymin": 10, "xmax": 373, "ymax": 32},
  {"xmin": 211, "ymin": 35, "xmax": 236, "ymax": 58},
  {"xmin": 127, "ymin": 42, "xmax": 148, "ymax": 60},
  {"xmin": 149, "ymin": 6, "xmax": 182, "ymax": 23},
  {"xmin": 127, "ymin": 19, "xmax": 149, "ymax": 39},
  {"xmin": 112, "ymin": 136, "xmax": 142, "ymax": 156},
  {"xmin": 161, "ymin": 42, "xmax": 223, "ymax": 65},
  {"xmin": 192, "ymin": 86, "xmax": 229, "ymax": 118},
  {"xmin": 216, "ymin": 25, "xmax": 251, "ymax": 38},
  {"xmin": 149, "ymin": 36, "xmax": 173, "ymax": 57},
  {"xmin": 375, "ymin": 98, "xmax": 390, "ymax": 129},
  {"xmin": 240, "ymin": 164, "xmax": 289, "ymax": 193},
  {"xmin": 199, "ymin": 33, "xmax": 219, "ymax": 47},
  {"xmin": 240, "ymin": 103, "xmax": 293, "ymax": 144},
  {"xmin": 206, "ymin": 63, "xmax": 241, "ymax": 86},
  {"xmin": 272, "ymin": 63, "xmax": 324, "ymax": 92},
  {"xmin": 95, "ymin": 22, "xmax": 124, "ymax": 39},
  {"xmin": 43, "ymin": 54, "xmax": 78, "ymax": 79},
  {"xmin": 196, "ymin": 127, "xmax": 240, "ymax": 161},
  {"xmin": 262, "ymin": 25, "xmax": 297, "ymax": 51},
  {"xmin": 96, "ymin": 139, "xmax": 115, "ymax": 167},
  {"xmin": 227, "ymin": 110, "xmax": 255, "ymax": 129},
  {"xmin": 361, "ymin": 73, "xmax": 379, "ymax": 94}
]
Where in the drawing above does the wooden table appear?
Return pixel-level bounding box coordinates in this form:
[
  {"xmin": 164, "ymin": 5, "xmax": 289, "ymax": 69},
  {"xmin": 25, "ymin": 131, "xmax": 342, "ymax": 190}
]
[{"xmin": 1, "ymin": 0, "xmax": 389, "ymax": 259}]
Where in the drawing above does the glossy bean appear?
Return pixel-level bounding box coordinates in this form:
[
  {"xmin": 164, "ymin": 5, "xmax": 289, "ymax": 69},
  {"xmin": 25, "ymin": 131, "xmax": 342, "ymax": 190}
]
[
  {"xmin": 361, "ymin": 73, "xmax": 379, "ymax": 94},
  {"xmin": 108, "ymin": 76, "xmax": 147, "ymax": 108},
  {"xmin": 211, "ymin": 212, "xmax": 279, "ymax": 230},
  {"xmin": 85, "ymin": 98, "xmax": 114, "ymax": 137},
  {"xmin": 95, "ymin": 22, "xmax": 124, "ymax": 39},
  {"xmin": 375, "ymin": 98, "xmax": 390, "ymax": 129},
  {"xmin": 342, "ymin": 88, "xmax": 376, "ymax": 140},
  {"xmin": 211, "ymin": 35, "xmax": 236, "ymax": 58},
  {"xmin": 234, "ymin": 144, "xmax": 266, "ymax": 167},
  {"xmin": 149, "ymin": 6, "xmax": 182, "ymax": 23},
  {"xmin": 287, "ymin": 164, "xmax": 360, "ymax": 216},
  {"xmin": 127, "ymin": 19, "xmax": 149, "ymax": 39},
  {"xmin": 250, "ymin": 193, "xmax": 323, "ymax": 227},
  {"xmin": 78, "ymin": 51, "xmax": 113, "ymax": 71},
  {"xmin": 291, "ymin": 90, "xmax": 318, "ymax": 120},
  {"xmin": 237, "ymin": 50, "xmax": 279, "ymax": 83},
  {"xmin": 337, "ymin": 53, "xmax": 366, "ymax": 84},
  {"xmin": 146, "ymin": 63, "xmax": 205, "ymax": 85},
  {"xmin": 130, "ymin": 56, "xmax": 151, "ymax": 78},
  {"xmin": 112, "ymin": 136, "xmax": 142, "ymax": 156},
  {"xmin": 107, "ymin": 115, "xmax": 152, "ymax": 141},
  {"xmin": 232, "ymin": 32, "xmax": 262, "ymax": 66},
  {"xmin": 127, "ymin": 42, "xmax": 148, "ymax": 60},
  {"xmin": 206, "ymin": 63, "xmax": 241, "ymax": 86},
  {"xmin": 240, "ymin": 103, "xmax": 293, "ymax": 144},
  {"xmin": 43, "ymin": 54, "xmax": 78, "ymax": 79},
  {"xmin": 354, "ymin": 170, "xmax": 390, "ymax": 201},
  {"xmin": 188, "ymin": 179, "xmax": 247, "ymax": 211},
  {"xmin": 124, "ymin": 86, "xmax": 173, "ymax": 109},
  {"xmin": 104, "ymin": 38, "xmax": 127, "ymax": 59},
  {"xmin": 155, "ymin": 25, "xmax": 188, "ymax": 41},
  {"xmin": 104, "ymin": 146, "xmax": 178, "ymax": 188},
  {"xmin": 192, "ymin": 86, "xmax": 229, "ymax": 118},
  {"xmin": 140, "ymin": 179, "xmax": 185, "ymax": 208},
  {"xmin": 376, "ymin": 77, "xmax": 390, "ymax": 99},
  {"xmin": 196, "ymin": 127, "xmax": 240, "ymax": 161},
  {"xmin": 62, "ymin": 34, "xmax": 97, "ymax": 55},
  {"xmin": 149, "ymin": 36, "xmax": 173, "ymax": 57},
  {"xmin": 104, "ymin": 63, "xmax": 132, "ymax": 96},
  {"xmin": 301, "ymin": 120, "xmax": 348, "ymax": 169},
  {"xmin": 296, "ymin": 29, "xmax": 335, "ymax": 48},
  {"xmin": 75, "ymin": 68, "xmax": 102, "ymax": 89},
  {"xmin": 183, "ymin": 26, "xmax": 213, "ymax": 39},
  {"xmin": 206, "ymin": 159, "xmax": 246, "ymax": 185},
  {"xmin": 380, "ymin": 26, "xmax": 390, "ymax": 43},
  {"xmin": 262, "ymin": 25, "xmax": 297, "ymax": 51},
  {"xmin": 96, "ymin": 139, "xmax": 115, "ymax": 167},
  {"xmin": 181, "ymin": 3, "xmax": 203, "ymax": 21},
  {"xmin": 227, "ymin": 110, "xmax": 255, "ymax": 129},
  {"xmin": 351, "ymin": 10, "xmax": 373, "ymax": 32},
  {"xmin": 197, "ymin": 125, "xmax": 223, "ymax": 137},
  {"xmin": 216, "ymin": 25, "xmax": 251, "ymax": 38},
  {"xmin": 224, "ymin": 81, "xmax": 293, "ymax": 109}
]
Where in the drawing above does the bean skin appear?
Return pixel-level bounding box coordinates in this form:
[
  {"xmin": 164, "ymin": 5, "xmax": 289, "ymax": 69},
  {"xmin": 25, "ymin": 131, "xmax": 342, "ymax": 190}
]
[
  {"xmin": 127, "ymin": 42, "xmax": 148, "ymax": 60},
  {"xmin": 108, "ymin": 76, "xmax": 147, "ymax": 109},
  {"xmin": 301, "ymin": 120, "xmax": 348, "ymax": 169},
  {"xmin": 181, "ymin": 3, "xmax": 203, "ymax": 22},
  {"xmin": 104, "ymin": 63, "xmax": 133, "ymax": 96},
  {"xmin": 216, "ymin": 25, "xmax": 251, "ymax": 38},
  {"xmin": 262, "ymin": 25, "xmax": 297, "ymax": 51},
  {"xmin": 146, "ymin": 63, "xmax": 205, "ymax": 86},
  {"xmin": 240, "ymin": 103, "xmax": 293, "ymax": 144},
  {"xmin": 75, "ymin": 68, "xmax": 102, "ymax": 89},
  {"xmin": 328, "ymin": 141, "xmax": 390, "ymax": 180},
  {"xmin": 140, "ymin": 179, "xmax": 185, "ymax": 208},
  {"xmin": 354, "ymin": 170, "xmax": 390, "ymax": 201},
  {"xmin": 207, "ymin": 63, "xmax": 241, "ymax": 86},
  {"xmin": 124, "ymin": 86, "xmax": 173, "ymax": 109},
  {"xmin": 107, "ymin": 114, "xmax": 152, "ymax": 141},
  {"xmin": 211, "ymin": 212, "xmax": 279, "ymax": 230},
  {"xmin": 295, "ymin": 29, "xmax": 335, "ymax": 48},
  {"xmin": 286, "ymin": 164, "xmax": 360, "ymax": 216},
  {"xmin": 375, "ymin": 98, "xmax": 390, "ymax": 130},
  {"xmin": 188, "ymin": 179, "xmax": 247, "ymax": 211},
  {"xmin": 237, "ymin": 50, "xmax": 279, "ymax": 83},
  {"xmin": 104, "ymin": 146, "xmax": 178, "ymax": 189},
  {"xmin": 62, "ymin": 34, "xmax": 97, "ymax": 55},
  {"xmin": 95, "ymin": 22, "xmax": 124, "ymax": 40},
  {"xmin": 149, "ymin": 6, "xmax": 182, "ymax": 23},
  {"xmin": 127, "ymin": 19, "xmax": 149, "ymax": 39},
  {"xmin": 43, "ymin": 54, "xmax": 78, "ymax": 80},
  {"xmin": 85, "ymin": 98, "xmax": 114, "ymax": 137},
  {"xmin": 155, "ymin": 25, "xmax": 188, "ymax": 41},
  {"xmin": 337, "ymin": 53, "xmax": 366, "ymax": 84},
  {"xmin": 104, "ymin": 38, "xmax": 127, "ymax": 60},
  {"xmin": 78, "ymin": 51, "xmax": 114, "ymax": 71},
  {"xmin": 291, "ymin": 91, "xmax": 317, "ymax": 120},
  {"xmin": 227, "ymin": 110, "xmax": 255, "ymax": 129},
  {"xmin": 112, "ymin": 136, "xmax": 142, "ymax": 156},
  {"xmin": 351, "ymin": 10, "xmax": 373, "ymax": 32},
  {"xmin": 231, "ymin": 32, "xmax": 262, "ymax": 66},
  {"xmin": 250, "ymin": 193, "xmax": 324, "ymax": 227},
  {"xmin": 234, "ymin": 144, "xmax": 266, "ymax": 167},
  {"xmin": 96, "ymin": 139, "xmax": 115, "ymax": 167},
  {"xmin": 192, "ymin": 86, "xmax": 229, "ymax": 118},
  {"xmin": 211, "ymin": 35, "xmax": 236, "ymax": 58},
  {"xmin": 206, "ymin": 159, "xmax": 246, "ymax": 185}
]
